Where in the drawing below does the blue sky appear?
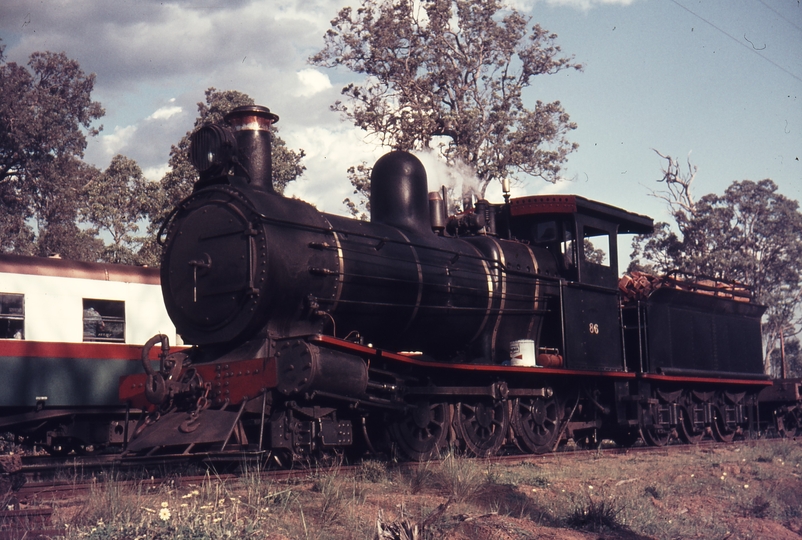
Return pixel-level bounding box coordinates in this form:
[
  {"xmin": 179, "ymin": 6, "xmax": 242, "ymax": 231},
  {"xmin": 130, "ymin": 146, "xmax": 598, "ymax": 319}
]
[{"xmin": 1, "ymin": 0, "xmax": 800, "ymax": 248}]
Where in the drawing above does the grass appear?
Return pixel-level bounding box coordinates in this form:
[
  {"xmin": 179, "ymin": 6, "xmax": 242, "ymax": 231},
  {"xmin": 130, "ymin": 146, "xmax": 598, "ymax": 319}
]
[
  {"xmin": 566, "ymin": 488, "xmax": 625, "ymax": 533},
  {"xmin": 19, "ymin": 439, "xmax": 802, "ymax": 539},
  {"xmin": 403, "ymin": 447, "xmax": 488, "ymax": 503}
]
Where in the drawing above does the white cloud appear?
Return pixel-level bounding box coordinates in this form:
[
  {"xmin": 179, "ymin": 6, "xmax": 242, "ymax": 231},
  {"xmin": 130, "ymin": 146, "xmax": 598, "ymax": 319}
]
[
  {"xmin": 296, "ymin": 69, "xmax": 332, "ymax": 98},
  {"xmin": 547, "ymin": 0, "xmax": 637, "ymax": 9},
  {"xmin": 149, "ymin": 105, "xmax": 183, "ymax": 121},
  {"xmin": 100, "ymin": 124, "xmax": 138, "ymax": 159},
  {"xmin": 2, "ymin": 0, "xmax": 336, "ymax": 91},
  {"xmin": 509, "ymin": 0, "xmax": 637, "ymax": 10},
  {"xmin": 283, "ymin": 125, "xmax": 385, "ymax": 216},
  {"xmin": 1, "ymin": 0, "xmax": 356, "ymax": 184},
  {"xmin": 142, "ymin": 164, "xmax": 171, "ymax": 183}
]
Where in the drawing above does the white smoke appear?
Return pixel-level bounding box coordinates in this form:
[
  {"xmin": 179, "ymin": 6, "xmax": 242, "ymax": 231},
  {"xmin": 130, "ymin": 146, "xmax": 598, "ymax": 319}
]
[{"xmin": 412, "ymin": 149, "xmax": 483, "ymax": 212}]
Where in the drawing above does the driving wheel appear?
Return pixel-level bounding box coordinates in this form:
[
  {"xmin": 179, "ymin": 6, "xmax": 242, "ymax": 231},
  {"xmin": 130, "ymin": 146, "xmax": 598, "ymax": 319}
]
[
  {"xmin": 510, "ymin": 396, "xmax": 562, "ymax": 454},
  {"xmin": 388, "ymin": 401, "xmax": 450, "ymax": 461},
  {"xmin": 454, "ymin": 400, "xmax": 509, "ymax": 457}
]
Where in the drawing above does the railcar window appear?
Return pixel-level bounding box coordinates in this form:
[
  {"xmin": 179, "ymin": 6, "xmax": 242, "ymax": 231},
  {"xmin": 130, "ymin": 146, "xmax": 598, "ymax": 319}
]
[
  {"xmin": 0, "ymin": 293, "xmax": 24, "ymax": 339},
  {"xmin": 83, "ymin": 299, "xmax": 125, "ymax": 342},
  {"xmin": 583, "ymin": 226, "xmax": 611, "ymax": 267}
]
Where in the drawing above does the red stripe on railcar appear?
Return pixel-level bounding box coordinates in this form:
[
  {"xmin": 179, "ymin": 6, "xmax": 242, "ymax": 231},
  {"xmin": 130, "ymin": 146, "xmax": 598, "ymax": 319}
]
[{"xmin": 0, "ymin": 340, "xmax": 155, "ymax": 360}]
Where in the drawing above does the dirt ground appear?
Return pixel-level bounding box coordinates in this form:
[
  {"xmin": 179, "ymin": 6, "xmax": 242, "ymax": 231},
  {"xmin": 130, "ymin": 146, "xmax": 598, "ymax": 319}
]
[{"xmin": 307, "ymin": 438, "xmax": 802, "ymax": 540}]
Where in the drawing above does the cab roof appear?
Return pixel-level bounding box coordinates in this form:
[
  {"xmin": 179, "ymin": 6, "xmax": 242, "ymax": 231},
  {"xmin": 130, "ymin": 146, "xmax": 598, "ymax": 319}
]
[{"xmin": 509, "ymin": 195, "xmax": 654, "ymax": 235}]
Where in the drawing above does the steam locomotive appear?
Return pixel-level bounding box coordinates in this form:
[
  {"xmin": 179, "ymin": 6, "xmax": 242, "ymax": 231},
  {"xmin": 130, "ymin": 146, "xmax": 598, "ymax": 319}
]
[{"xmin": 120, "ymin": 105, "xmax": 802, "ymax": 460}]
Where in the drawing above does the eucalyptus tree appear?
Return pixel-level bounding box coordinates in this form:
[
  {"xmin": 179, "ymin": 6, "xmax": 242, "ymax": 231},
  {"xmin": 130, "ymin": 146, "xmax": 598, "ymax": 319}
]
[
  {"xmin": 312, "ymin": 0, "xmax": 581, "ymax": 210},
  {"xmin": 0, "ymin": 43, "xmax": 104, "ymax": 256}
]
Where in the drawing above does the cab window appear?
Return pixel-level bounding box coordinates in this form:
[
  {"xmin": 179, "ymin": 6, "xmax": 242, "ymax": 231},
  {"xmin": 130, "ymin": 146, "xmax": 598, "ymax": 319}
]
[
  {"xmin": 534, "ymin": 219, "xmax": 578, "ymax": 273},
  {"xmin": 561, "ymin": 229, "xmax": 578, "ymax": 271},
  {"xmin": 577, "ymin": 218, "xmax": 619, "ymax": 289},
  {"xmin": 583, "ymin": 226, "xmax": 611, "ymax": 268}
]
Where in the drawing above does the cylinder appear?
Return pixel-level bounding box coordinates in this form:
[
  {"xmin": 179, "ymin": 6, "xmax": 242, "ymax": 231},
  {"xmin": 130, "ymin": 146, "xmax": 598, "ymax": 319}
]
[{"xmin": 275, "ymin": 339, "xmax": 368, "ymax": 397}]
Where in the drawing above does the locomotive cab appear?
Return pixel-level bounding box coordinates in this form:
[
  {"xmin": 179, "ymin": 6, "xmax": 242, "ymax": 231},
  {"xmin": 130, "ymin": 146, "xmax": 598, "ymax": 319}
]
[
  {"xmin": 506, "ymin": 195, "xmax": 653, "ymax": 371},
  {"xmin": 506, "ymin": 195, "xmax": 653, "ymax": 288}
]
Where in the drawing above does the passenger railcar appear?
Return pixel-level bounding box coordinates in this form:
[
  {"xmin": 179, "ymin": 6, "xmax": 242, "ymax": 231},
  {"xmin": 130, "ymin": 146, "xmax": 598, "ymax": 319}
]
[
  {"xmin": 120, "ymin": 105, "xmax": 801, "ymax": 460},
  {"xmin": 0, "ymin": 254, "xmax": 178, "ymax": 454}
]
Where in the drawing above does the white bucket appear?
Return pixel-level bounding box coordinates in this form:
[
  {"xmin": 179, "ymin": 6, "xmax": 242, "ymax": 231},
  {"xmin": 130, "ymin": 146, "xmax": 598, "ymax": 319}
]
[{"xmin": 510, "ymin": 339, "xmax": 537, "ymax": 367}]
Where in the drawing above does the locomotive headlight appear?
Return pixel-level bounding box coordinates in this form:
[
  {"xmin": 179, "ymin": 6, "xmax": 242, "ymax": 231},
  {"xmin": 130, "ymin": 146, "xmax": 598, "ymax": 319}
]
[{"xmin": 189, "ymin": 124, "xmax": 237, "ymax": 176}]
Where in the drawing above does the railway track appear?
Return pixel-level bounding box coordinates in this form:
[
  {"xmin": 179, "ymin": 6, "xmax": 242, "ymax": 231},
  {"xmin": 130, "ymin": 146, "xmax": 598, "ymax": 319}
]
[
  {"xmin": 6, "ymin": 435, "xmax": 780, "ymax": 502},
  {"xmin": 2, "ymin": 435, "xmax": 795, "ymax": 540}
]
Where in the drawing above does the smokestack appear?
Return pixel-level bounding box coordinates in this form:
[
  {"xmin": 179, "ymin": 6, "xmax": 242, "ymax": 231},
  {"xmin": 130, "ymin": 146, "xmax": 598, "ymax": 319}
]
[{"xmin": 224, "ymin": 105, "xmax": 279, "ymax": 193}]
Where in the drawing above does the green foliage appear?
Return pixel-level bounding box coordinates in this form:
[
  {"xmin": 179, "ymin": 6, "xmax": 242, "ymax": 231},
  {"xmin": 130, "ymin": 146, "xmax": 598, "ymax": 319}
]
[
  {"xmin": 312, "ymin": 0, "xmax": 581, "ymax": 200},
  {"xmin": 632, "ymin": 154, "xmax": 802, "ymax": 374},
  {"xmin": 343, "ymin": 161, "xmax": 371, "ymax": 220},
  {"xmin": 81, "ymin": 154, "xmax": 151, "ymax": 264},
  {"xmin": 26, "ymin": 155, "xmax": 105, "ymax": 260},
  {"xmin": 0, "ymin": 44, "xmax": 307, "ymax": 268},
  {"xmin": 0, "ymin": 46, "xmax": 104, "ymax": 181},
  {"xmin": 0, "ymin": 41, "xmax": 104, "ymax": 257},
  {"xmin": 272, "ymin": 133, "xmax": 306, "ymax": 194}
]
